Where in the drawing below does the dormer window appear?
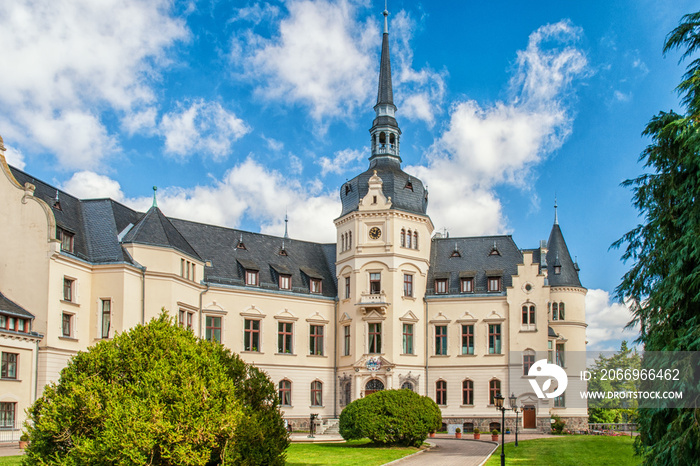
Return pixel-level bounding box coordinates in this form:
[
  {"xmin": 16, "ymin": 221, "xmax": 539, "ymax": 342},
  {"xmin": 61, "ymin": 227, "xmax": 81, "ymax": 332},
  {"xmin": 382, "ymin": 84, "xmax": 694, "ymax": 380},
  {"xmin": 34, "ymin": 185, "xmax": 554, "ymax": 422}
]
[
  {"xmin": 57, "ymin": 228, "xmax": 74, "ymax": 253},
  {"xmin": 488, "ymin": 276, "xmax": 501, "ymax": 292},
  {"xmin": 554, "ymin": 265, "xmax": 562, "ymax": 274},
  {"xmin": 404, "ymin": 179, "xmax": 413, "ymax": 191},
  {"xmin": 435, "ymin": 278, "xmax": 448, "ymax": 294},
  {"xmin": 279, "ymin": 274, "xmax": 291, "ymax": 290},
  {"xmin": 489, "ymin": 242, "xmax": 501, "ymax": 256},
  {"xmin": 310, "ymin": 278, "xmax": 322, "ymax": 294},
  {"xmin": 245, "ymin": 270, "xmax": 258, "ymax": 286},
  {"xmin": 345, "ymin": 183, "xmax": 353, "ymax": 195},
  {"xmin": 460, "ymin": 277, "xmax": 474, "ymax": 293}
]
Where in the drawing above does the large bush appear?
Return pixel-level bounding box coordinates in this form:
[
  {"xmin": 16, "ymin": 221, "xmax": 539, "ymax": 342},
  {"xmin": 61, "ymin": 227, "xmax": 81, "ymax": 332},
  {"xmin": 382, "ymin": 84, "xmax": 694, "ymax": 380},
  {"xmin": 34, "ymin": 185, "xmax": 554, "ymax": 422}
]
[
  {"xmin": 339, "ymin": 389, "xmax": 441, "ymax": 447},
  {"xmin": 23, "ymin": 313, "xmax": 288, "ymax": 465}
]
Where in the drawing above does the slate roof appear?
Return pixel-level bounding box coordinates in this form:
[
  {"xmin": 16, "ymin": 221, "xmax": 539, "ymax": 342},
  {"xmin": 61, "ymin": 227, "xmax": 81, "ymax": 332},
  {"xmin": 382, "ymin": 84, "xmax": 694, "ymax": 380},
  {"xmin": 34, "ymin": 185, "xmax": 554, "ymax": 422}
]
[
  {"xmin": 339, "ymin": 156, "xmax": 428, "ymax": 217},
  {"xmin": 122, "ymin": 206, "xmax": 201, "ymax": 261},
  {"xmin": 376, "ymin": 29, "xmax": 394, "ymax": 108},
  {"xmin": 546, "ymin": 223, "xmax": 582, "ymax": 287},
  {"xmin": 426, "ymin": 235, "xmax": 524, "ymax": 295},
  {"xmin": 0, "ymin": 292, "xmax": 34, "ymax": 319},
  {"xmin": 170, "ymin": 219, "xmax": 337, "ymax": 298}
]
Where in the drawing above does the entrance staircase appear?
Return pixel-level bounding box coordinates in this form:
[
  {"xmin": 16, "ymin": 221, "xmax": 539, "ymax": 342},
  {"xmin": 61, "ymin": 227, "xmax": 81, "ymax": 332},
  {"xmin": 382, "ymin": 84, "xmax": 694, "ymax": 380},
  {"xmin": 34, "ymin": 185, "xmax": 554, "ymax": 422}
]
[{"xmin": 317, "ymin": 418, "xmax": 340, "ymax": 435}]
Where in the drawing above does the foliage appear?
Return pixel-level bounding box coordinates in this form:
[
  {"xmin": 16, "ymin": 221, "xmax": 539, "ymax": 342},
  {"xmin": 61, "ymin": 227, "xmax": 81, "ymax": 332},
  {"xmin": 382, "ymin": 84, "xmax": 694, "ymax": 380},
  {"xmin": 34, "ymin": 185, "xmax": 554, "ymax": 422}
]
[
  {"xmin": 491, "ymin": 429, "xmax": 499, "ymax": 435},
  {"xmin": 551, "ymin": 415, "xmax": 566, "ymax": 435},
  {"xmin": 474, "ymin": 428, "xmax": 480, "ymax": 434},
  {"xmin": 587, "ymin": 341, "xmax": 641, "ymax": 424},
  {"xmin": 338, "ymin": 389, "xmax": 441, "ymax": 447},
  {"xmin": 455, "ymin": 427, "xmax": 461, "ymax": 433},
  {"xmin": 612, "ymin": 10, "xmax": 700, "ymax": 465},
  {"xmin": 23, "ymin": 313, "xmax": 288, "ymax": 465}
]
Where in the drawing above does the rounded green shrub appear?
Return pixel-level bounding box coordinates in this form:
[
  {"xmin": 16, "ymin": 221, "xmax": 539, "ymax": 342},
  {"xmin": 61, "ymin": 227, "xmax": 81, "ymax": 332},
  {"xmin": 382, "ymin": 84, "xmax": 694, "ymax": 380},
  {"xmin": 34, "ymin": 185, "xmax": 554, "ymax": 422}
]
[
  {"xmin": 339, "ymin": 389, "xmax": 441, "ymax": 447},
  {"xmin": 23, "ymin": 313, "xmax": 288, "ymax": 465}
]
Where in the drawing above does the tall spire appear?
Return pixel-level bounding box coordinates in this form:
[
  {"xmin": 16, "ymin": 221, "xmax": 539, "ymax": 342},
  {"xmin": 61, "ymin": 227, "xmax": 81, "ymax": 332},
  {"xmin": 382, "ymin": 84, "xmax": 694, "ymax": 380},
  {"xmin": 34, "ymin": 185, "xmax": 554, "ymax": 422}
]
[
  {"xmin": 554, "ymin": 197, "xmax": 559, "ymax": 225},
  {"xmin": 284, "ymin": 211, "xmax": 289, "ymax": 239},
  {"xmin": 370, "ymin": 5, "xmax": 401, "ymax": 161}
]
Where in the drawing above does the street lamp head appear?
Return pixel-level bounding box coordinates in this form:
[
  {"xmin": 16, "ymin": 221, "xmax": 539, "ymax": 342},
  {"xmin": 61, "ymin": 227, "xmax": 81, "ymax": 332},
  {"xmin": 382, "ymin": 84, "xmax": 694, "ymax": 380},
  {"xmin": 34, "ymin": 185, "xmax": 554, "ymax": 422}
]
[
  {"xmin": 494, "ymin": 392, "xmax": 504, "ymax": 409},
  {"xmin": 509, "ymin": 393, "xmax": 517, "ymax": 409}
]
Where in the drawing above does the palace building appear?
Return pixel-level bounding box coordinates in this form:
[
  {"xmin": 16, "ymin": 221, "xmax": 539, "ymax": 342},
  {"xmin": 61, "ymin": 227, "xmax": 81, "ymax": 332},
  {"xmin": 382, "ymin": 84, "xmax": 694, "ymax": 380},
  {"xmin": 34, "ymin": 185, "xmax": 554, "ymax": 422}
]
[{"xmin": 0, "ymin": 9, "xmax": 587, "ymax": 437}]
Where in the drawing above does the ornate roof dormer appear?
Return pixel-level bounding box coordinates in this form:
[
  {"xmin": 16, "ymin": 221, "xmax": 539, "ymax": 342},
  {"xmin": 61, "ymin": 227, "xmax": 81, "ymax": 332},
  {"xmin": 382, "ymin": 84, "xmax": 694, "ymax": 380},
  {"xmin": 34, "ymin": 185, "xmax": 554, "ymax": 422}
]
[{"xmin": 370, "ymin": 8, "xmax": 401, "ymax": 162}]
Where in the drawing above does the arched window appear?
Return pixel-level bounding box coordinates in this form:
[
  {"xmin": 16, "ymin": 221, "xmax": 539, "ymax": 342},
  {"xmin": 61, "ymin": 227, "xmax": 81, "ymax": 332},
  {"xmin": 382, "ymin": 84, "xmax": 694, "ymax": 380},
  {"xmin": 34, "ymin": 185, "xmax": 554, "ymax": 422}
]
[
  {"xmin": 311, "ymin": 381, "xmax": 323, "ymax": 406},
  {"xmin": 559, "ymin": 302, "xmax": 565, "ymax": 320},
  {"xmin": 341, "ymin": 234, "xmax": 345, "ymax": 252},
  {"xmin": 379, "ymin": 132, "xmax": 386, "ymax": 144},
  {"xmin": 462, "ymin": 379, "xmax": 474, "ymax": 405},
  {"xmin": 552, "ymin": 302, "xmax": 559, "ymax": 321},
  {"xmin": 389, "ymin": 133, "xmax": 396, "ymax": 146},
  {"xmin": 522, "ymin": 304, "xmax": 536, "ymax": 329},
  {"xmin": 279, "ymin": 379, "xmax": 291, "ymax": 406},
  {"xmin": 436, "ymin": 380, "xmax": 447, "ymax": 405},
  {"xmin": 340, "ymin": 380, "xmax": 351, "ymax": 406},
  {"xmin": 414, "ymin": 231, "xmax": 418, "ymax": 249},
  {"xmin": 401, "ymin": 229, "xmax": 406, "ymax": 247},
  {"xmin": 401, "ymin": 381, "xmax": 414, "ymax": 391},
  {"xmin": 406, "ymin": 230, "xmax": 412, "ymax": 248},
  {"xmin": 348, "ymin": 231, "xmax": 352, "ymax": 249},
  {"xmin": 365, "ymin": 379, "xmax": 384, "ymax": 396},
  {"xmin": 489, "ymin": 379, "xmax": 501, "ymax": 405}
]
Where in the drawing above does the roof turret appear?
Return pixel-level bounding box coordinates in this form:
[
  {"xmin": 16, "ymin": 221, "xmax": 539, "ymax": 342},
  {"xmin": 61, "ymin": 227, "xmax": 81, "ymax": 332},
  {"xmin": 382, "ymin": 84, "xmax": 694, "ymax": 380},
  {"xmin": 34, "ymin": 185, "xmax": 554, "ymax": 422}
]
[{"xmin": 545, "ymin": 204, "xmax": 581, "ymax": 287}]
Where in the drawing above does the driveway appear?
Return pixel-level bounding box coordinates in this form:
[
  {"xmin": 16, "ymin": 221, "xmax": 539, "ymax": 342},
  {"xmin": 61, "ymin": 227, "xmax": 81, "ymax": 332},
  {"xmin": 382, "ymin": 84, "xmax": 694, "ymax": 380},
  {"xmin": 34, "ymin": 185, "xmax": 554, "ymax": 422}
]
[{"xmin": 391, "ymin": 438, "xmax": 497, "ymax": 466}]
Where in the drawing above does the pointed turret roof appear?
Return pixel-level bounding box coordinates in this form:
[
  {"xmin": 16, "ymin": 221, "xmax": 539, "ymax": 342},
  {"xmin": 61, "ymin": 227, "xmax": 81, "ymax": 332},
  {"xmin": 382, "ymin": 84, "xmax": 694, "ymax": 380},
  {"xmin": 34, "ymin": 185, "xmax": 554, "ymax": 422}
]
[
  {"xmin": 376, "ymin": 10, "xmax": 394, "ymax": 108},
  {"xmin": 546, "ymin": 220, "xmax": 581, "ymax": 288},
  {"xmin": 123, "ymin": 206, "xmax": 201, "ymax": 261}
]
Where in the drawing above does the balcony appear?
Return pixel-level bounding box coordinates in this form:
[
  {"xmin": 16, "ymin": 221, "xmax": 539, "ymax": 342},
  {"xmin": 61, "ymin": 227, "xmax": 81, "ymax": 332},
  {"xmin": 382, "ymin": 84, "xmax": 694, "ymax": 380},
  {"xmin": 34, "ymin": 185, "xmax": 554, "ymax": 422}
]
[
  {"xmin": 356, "ymin": 291, "xmax": 389, "ymax": 314},
  {"xmin": 372, "ymin": 144, "xmax": 398, "ymax": 156}
]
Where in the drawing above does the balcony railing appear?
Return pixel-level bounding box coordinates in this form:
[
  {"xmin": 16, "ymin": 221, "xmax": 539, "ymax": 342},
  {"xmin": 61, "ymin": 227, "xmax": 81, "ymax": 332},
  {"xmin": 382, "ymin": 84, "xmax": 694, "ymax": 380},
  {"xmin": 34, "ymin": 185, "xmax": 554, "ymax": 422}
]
[{"xmin": 373, "ymin": 144, "xmax": 397, "ymax": 156}]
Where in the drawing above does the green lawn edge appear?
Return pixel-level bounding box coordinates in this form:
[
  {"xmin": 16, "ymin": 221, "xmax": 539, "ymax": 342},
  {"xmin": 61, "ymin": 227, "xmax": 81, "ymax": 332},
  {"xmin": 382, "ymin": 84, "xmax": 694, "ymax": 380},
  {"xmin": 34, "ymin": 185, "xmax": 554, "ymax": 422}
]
[{"xmin": 286, "ymin": 439, "xmax": 421, "ymax": 466}]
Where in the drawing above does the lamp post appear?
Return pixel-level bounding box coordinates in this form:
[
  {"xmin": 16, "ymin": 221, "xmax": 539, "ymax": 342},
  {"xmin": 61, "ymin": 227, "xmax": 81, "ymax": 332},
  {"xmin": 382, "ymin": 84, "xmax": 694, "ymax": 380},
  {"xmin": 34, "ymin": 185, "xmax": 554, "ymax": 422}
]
[
  {"xmin": 494, "ymin": 393, "xmax": 506, "ymax": 466},
  {"xmin": 510, "ymin": 393, "xmax": 519, "ymax": 447}
]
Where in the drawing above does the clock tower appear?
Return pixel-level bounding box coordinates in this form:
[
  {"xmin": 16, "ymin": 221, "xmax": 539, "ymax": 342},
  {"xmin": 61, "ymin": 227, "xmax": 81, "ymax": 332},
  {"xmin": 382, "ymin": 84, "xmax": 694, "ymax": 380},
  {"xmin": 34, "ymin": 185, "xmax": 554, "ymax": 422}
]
[{"xmin": 334, "ymin": 8, "xmax": 434, "ymax": 408}]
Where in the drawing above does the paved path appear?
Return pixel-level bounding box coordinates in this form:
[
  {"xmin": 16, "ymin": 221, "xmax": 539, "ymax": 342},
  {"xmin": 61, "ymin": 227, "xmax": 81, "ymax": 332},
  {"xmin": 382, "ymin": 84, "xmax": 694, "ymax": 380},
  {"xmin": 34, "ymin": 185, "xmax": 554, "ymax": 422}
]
[{"xmin": 391, "ymin": 438, "xmax": 497, "ymax": 466}]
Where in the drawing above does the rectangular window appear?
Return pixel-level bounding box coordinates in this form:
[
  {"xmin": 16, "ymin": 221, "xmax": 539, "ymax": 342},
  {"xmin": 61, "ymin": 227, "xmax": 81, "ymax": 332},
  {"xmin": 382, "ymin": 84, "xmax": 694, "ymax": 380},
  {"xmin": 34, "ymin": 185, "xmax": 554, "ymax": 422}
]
[
  {"xmin": 435, "ymin": 278, "xmax": 447, "ymax": 294},
  {"xmin": 368, "ymin": 323, "xmax": 382, "ymax": 353},
  {"xmin": 245, "ymin": 270, "xmax": 258, "ymax": 286},
  {"xmin": 186, "ymin": 261, "xmax": 190, "ymax": 280},
  {"xmin": 343, "ymin": 325, "xmax": 351, "ymax": 356},
  {"xmin": 278, "ymin": 322, "xmax": 293, "ymax": 354},
  {"xmin": 461, "ymin": 324, "xmax": 474, "ymax": 355},
  {"xmin": 489, "ymin": 379, "xmax": 501, "ymax": 405},
  {"xmin": 369, "ymin": 273, "xmax": 381, "ymax": 294},
  {"xmin": 0, "ymin": 315, "xmax": 5, "ymax": 328},
  {"xmin": 63, "ymin": 278, "xmax": 74, "ymax": 302},
  {"xmin": 178, "ymin": 309, "xmax": 186, "ymax": 327},
  {"xmin": 524, "ymin": 354, "xmax": 535, "ymax": 375},
  {"xmin": 100, "ymin": 299, "xmax": 111, "ymax": 339},
  {"xmin": 488, "ymin": 277, "xmax": 501, "ymax": 292},
  {"xmin": 309, "ymin": 325, "xmax": 324, "ymax": 355},
  {"xmin": 17, "ymin": 319, "xmax": 25, "ymax": 332},
  {"xmin": 460, "ymin": 278, "xmax": 473, "ymax": 293},
  {"xmin": 0, "ymin": 402, "xmax": 15, "ymax": 428},
  {"xmin": 311, "ymin": 381, "xmax": 323, "ymax": 406},
  {"xmin": 462, "ymin": 380, "xmax": 474, "ymax": 405},
  {"xmin": 279, "ymin": 274, "xmax": 291, "ymax": 290},
  {"xmin": 548, "ymin": 340, "xmax": 554, "ymax": 363},
  {"xmin": 488, "ymin": 324, "xmax": 501, "ymax": 354},
  {"xmin": 279, "ymin": 380, "xmax": 291, "ymax": 406},
  {"xmin": 310, "ymin": 278, "xmax": 322, "ymax": 294},
  {"xmin": 244, "ymin": 319, "xmax": 260, "ymax": 351},
  {"xmin": 61, "ymin": 313, "xmax": 72, "ymax": 337},
  {"xmin": 556, "ymin": 343, "xmax": 565, "ymax": 367},
  {"xmin": 205, "ymin": 316, "xmax": 221, "ymax": 343},
  {"xmin": 181, "ymin": 259, "xmax": 185, "ymax": 277},
  {"xmin": 436, "ymin": 380, "xmax": 447, "ymax": 405},
  {"xmin": 186, "ymin": 312, "xmax": 193, "ymax": 329},
  {"xmin": 554, "ymin": 394, "xmax": 565, "ymax": 407},
  {"xmin": 191, "ymin": 264, "xmax": 196, "ymax": 282},
  {"xmin": 403, "ymin": 274, "xmax": 413, "ymax": 297},
  {"xmin": 57, "ymin": 228, "xmax": 74, "ymax": 253},
  {"xmin": 344, "ymin": 277, "xmax": 351, "ymax": 299},
  {"xmin": 402, "ymin": 323, "xmax": 414, "ymax": 354},
  {"xmin": 435, "ymin": 325, "xmax": 447, "ymax": 355},
  {"xmin": 1, "ymin": 353, "xmax": 18, "ymax": 379}
]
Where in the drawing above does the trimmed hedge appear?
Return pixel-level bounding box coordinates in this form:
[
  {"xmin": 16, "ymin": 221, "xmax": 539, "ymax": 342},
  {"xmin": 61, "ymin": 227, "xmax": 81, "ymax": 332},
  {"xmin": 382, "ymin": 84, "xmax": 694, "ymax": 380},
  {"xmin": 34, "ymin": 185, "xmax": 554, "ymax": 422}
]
[{"xmin": 339, "ymin": 389, "xmax": 441, "ymax": 447}]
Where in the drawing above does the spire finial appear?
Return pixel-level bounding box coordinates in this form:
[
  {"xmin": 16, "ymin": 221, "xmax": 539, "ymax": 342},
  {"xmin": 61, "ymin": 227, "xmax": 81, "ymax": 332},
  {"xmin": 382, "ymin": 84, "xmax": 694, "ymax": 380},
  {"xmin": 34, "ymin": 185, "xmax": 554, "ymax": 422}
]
[
  {"xmin": 554, "ymin": 196, "xmax": 559, "ymax": 225},
  {"xmin": 152, "ymin": 186, "xmax": 158, "ymax": 208},
  {"xmin": 284, "ymin": 210, "xmax": 289, "ymax": 239},
  {"xmin": 383, "ymin": 4, "xmax": 388, "ymax": 34}
]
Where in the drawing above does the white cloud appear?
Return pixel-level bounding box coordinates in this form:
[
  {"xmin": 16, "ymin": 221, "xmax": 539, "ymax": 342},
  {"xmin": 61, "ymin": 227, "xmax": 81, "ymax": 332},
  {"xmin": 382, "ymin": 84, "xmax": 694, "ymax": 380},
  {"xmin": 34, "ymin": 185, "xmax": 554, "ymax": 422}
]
[
  {"xmin": 408, "ymin": 20, "xmax": 587, "ymax": 236},
  {"xmin": 585, "ymin": 288, "xmax": 639, "ymax": 351},
  {"xmin": 0, "ymin": 0, "xmax": 188, "ymax": 169},
  {"xmin": 160, "ymin": 100, "xmax": 250, "ymax": 160},
  {"xmin": 2, "ymin": 145, "xmax": 26, "ymax": 170},
  {"xmin": 61, "ymin": 159, "xmax": 341, "ymax": 243},
  {"xmin": 317, "ymin": 148, "xmax": 364, "ymax": 176},
  {"xmin": 62, "ymin": 171, "xmax": 126, "ymax": 201}
]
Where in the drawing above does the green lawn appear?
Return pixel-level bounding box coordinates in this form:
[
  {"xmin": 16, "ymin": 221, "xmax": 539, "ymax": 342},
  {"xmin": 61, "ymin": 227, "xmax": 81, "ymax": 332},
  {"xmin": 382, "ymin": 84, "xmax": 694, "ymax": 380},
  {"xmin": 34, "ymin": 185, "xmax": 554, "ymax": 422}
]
[
  {"xmin": 286, "ymin": 439, "xmax": 420, "ymax": 466},
  {"xmin": 0, "ymin": 457, "xmax": 23, "ymax": 466},
  {"xmin": 485, "ymin": 435, "xmax": 640, "ymax": 466}
]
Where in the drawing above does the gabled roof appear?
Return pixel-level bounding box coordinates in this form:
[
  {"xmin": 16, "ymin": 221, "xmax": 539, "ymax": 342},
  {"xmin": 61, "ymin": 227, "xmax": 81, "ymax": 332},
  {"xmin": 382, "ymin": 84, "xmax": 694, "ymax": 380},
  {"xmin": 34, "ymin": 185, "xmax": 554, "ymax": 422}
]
[
  {"xmin": 427, "ymin": 235, "xmax": 523, "ymax": 295},
  {"xmin": 122, "ymin": 206, "xmax": 201, "ymax": 261},
  {"xmin": 0, "ymin": 292, "xmax": 34, "ymax": 319},
  {"xmin": 546, "ymin": 223, "xmax": 582, "ymax": 287}
]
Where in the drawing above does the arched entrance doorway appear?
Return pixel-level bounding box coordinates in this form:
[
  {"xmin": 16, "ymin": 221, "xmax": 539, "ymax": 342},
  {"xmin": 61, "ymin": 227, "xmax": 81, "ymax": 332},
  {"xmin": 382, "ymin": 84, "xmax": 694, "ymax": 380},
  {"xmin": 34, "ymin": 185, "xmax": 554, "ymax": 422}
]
[
  {"xmin": 523, "ymin": 405, "xmax": 536, "ymax": 429},
  {"xmin": 365, "ymin": 379, "xmax": 384, "ymax": 396}
]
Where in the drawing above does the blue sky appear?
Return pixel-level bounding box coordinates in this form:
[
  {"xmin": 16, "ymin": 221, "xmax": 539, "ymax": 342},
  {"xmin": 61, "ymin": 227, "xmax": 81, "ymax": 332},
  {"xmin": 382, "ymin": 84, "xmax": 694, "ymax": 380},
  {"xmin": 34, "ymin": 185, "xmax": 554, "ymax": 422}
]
[{"xmin": 1, "ymin": 0, "xmax": 696, "ymax": 352}]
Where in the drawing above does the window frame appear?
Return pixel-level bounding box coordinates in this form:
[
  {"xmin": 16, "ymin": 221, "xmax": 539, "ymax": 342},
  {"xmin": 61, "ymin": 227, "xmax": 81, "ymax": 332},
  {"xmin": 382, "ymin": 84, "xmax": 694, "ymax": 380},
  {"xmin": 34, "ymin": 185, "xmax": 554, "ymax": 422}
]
[
  {"xmin": 460, "ymin": 277, "xmax": 474, "ymax": 293},
  {"xmin": 309, "ymin": 324, "xmax": 324, "ymax": 356},
  {"xmin": 488, "ymin": 324, "xmax": 502, "ymax": 354},
  {"xmin": 205, "ymin": 315, "xmax": 222, "ymax": 343},
  {"xmin": 403, "ymin": 274, "xmax": 413, "ymax": 297},
  {"xmin": 369, "ymin": 273, "xmax": 381, "ymax": 294},
  {"xmin": 245, "ymin": 269, "xmax": 259, "ymax": 286},
  {"xmin": 101, "ymin": 299, "xmax": 111, "ymax": 339},
  {"xmin": 402, "ymin": 323, "xmax": 414, "ymax": 355},
  {"xmin": 57, "ymin": 228, "xmax": 74, "ymax": 253},
  {"xmin": 462, "ymin": 379, "xmax": 474, "ymax": 405},
  {"xmin": 523, "ymin": 353, "xmax": 535, "ymax": 375},
  {"xmin": 310, "ymin": 278, "xmax": 322, "ymax": 294},
  {"xmin": 63, "ymin": 278, "xmax": 74, "ymax": 302},
  {"xmin": 436, "ymin": 380, "xmax": 447, "ymax": 405},
  {"xmin": 279, "ymin": 379, "xmax": 292, "ymax": 406},
  {"xmin": 368, "ymin": 322, "xmax": 382, "ymax": 354},
  {"xmin": 279, "ymin": 274, "xmax": 291, "ymax": 290},
  {"xmin": 489, "ymin": 379, "xmax": 501, "ymax": 405},
  {"xmin": 488, "ymin": 276, "xmax": 501, "ymax": 292},
  {"xmin": 344, "ymin": 277, "xmax": 351, "ymax": 299},
  {"xmin": 244, "ymin": 319, "xmax": 261, "ymax": 352},
  {"xmin": 343, "ymin": 325, "xmax": 351, "ymax": 356},
  {"xmin": 0, "ymin": 402, "xmax": 15, "ymax": 428},
  {"xmin": 277, "ymin": 321, "xmax": 293, "ymax": 354},
  {"xmin": 1, "ymin": 353, "xmax": 18, "ymax": 380},
  {"xmin": 435, "ymin": 325, "xmax": 447, "ymax": 355},
  {"xmin": 461, "ymin": 324, "xmax": 474, "ymax": 355},
  {"xmin": 435, "ymin": 278, "xmax": 448, "ymax": 294},
  {"xmin": 61, "ymin": 312, "xmax": 73, "ymax": 338},
  {"xmin": 310, "ymin": 380, "xmax": 323, "ymax": 407}
]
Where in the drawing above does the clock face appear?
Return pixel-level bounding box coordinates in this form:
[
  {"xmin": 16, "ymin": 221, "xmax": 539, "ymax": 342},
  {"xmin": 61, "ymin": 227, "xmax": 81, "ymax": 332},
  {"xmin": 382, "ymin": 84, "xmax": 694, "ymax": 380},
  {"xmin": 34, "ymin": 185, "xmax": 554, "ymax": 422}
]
[{"xmin": 369, "ymin": 227, "xmax": 382, "ymax": 240}]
